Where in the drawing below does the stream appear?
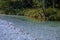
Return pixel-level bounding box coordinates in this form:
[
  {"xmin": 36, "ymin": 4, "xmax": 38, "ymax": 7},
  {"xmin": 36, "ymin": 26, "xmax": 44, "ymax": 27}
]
[{"xmin": 0, "ymin": 15, "xmax": 60, "ymax": 40}]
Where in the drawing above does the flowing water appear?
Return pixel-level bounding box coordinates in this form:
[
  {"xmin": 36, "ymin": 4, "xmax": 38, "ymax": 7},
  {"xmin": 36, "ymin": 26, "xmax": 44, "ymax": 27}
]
[{"xmin": 0, "ymin": 15, "xmax": 60, "ymax": 40}]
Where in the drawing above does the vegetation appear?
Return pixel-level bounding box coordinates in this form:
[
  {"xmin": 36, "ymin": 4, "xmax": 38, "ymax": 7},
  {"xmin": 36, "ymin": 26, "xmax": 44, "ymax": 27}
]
[{"xmin": 0, "ymin": 0, "xmax": 60, "ymax": 21}]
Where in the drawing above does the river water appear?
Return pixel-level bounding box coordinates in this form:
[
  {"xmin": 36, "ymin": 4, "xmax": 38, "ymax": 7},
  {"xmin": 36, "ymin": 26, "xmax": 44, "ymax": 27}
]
[{"xmin": 0, "ymin": 15, "xmax": 60, "ymax": 40}]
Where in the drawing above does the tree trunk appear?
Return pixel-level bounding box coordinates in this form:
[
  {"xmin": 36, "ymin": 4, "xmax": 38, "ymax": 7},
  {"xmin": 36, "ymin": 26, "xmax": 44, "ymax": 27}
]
[
  {"xmin": 53, "ymin": 0, "xmax": 54, "ymax": 9},
  {"xmin": 42, "ymin": 0, "xmax": 46, "ymax": 21}
]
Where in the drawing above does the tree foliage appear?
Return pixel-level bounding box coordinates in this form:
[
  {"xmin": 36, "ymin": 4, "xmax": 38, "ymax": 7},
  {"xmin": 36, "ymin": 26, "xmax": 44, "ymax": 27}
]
[{"xmin": 0, "ymin": 0, "xmax": 60, "ymax": 21}]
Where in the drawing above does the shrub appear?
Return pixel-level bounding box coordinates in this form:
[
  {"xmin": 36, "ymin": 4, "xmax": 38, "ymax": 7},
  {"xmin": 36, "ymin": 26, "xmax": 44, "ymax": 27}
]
[
  {"xmin": 56, "ymin": 10, "xmax": 60, "ymax": 20},
  {"xmin": 46, "ymin": 7, "xmax": 56, "ymax": 16},
  {"xmin": 32, "ymin": 0, "xmax": 41, "ymax": 8},
  {"xmin": 56, "ymin": 10, "xmax": 60, "ymax": 17},
  {"xmin": 0, "ymin": 10, "xmax": 5, "ymax": 14},
  {"xmin": 23, "ymin": 8, "xmax": 45, "ymax": 20},
  {"xmin": 45, "ymin": 7, "xmax": 57, "ymax": 20}
]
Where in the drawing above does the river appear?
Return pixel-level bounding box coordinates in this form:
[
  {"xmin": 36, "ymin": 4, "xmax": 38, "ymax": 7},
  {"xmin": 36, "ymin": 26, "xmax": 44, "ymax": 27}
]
[{"xmin": 0, "ymin": 15, "xmax": 60, "ymax": 40}]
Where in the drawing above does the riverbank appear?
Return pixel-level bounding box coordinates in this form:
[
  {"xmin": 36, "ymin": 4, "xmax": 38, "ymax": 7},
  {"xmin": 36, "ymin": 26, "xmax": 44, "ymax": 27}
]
[
  {"xmin": 0, "ymin": 14, "xmax": 45, "ymax": 23},
  {"xmin": 0, "ymin": 7, "xmax": 60, "ymax": 21}
]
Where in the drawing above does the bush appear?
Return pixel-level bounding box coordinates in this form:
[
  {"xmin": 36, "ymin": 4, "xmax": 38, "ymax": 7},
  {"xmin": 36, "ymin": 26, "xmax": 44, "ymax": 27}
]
[
  {"xmin": 24, "ymin": 8, "xmax": 39, "ymax": 17},
  {"xmin": 56, "ymin": 10, "xmax": 60, "ymax": 20},
  {"xmin": 23, "ymin": 8, "xmax": 45, "ymax": 20},
  {"xmin": 0, "ymin": 10, "xmax": 5, "ymax": 14},
  {"xmin": 45, "ymin": 7, "xmax": 57, "ymax": 20},
  {"xmin": 15, "ymin": 8, "xmax": 25, "ymax": 16},
  {"xmin": 56, "ymin": 10, "xmax": 60, "ymax": 17},
  {"xmin": 46, "ymin": 7, "xmax": 56, "ymax": 16},
  {"xmin": 33, "ymin": 0, "xmax": 41, "ymax": 8}
]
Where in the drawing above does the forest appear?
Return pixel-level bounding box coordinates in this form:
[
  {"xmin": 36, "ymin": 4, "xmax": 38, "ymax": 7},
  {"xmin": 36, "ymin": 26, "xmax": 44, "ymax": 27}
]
[{"xmin": 0, "ymin": 0, "xmax": 60, "ymax": 21}]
